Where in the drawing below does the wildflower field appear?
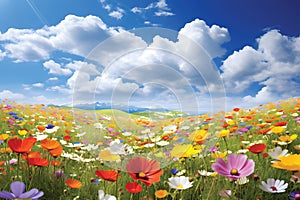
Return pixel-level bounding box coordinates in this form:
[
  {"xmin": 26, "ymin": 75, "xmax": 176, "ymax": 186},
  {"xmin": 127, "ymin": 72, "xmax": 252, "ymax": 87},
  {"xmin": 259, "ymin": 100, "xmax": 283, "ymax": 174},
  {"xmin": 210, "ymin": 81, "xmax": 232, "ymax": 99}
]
[{"xmin": 1, "ymin": 98, "xmax": 300, "ymax": 200}]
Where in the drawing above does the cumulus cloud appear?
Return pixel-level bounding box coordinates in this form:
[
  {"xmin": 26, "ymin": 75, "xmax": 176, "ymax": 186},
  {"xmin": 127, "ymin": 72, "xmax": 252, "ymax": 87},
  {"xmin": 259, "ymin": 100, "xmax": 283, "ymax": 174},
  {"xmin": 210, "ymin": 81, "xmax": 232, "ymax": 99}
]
[
  {"xmin": 0, "ymin": 28, "xmax": 54, "ymax": 62},
  {"xmin": 66, "ymin": 18, "xmax": 229, "ymax": 113},
  {"xmin": 43, "ymin": 60, "xmax": 72, "ymax": 76},
  {"xmin": 0, "ymin": 15, "xmax": 119, "ymax": 62},
  {"xmin": 221, "ymin": 29, "xmax": 300, "ymax": 105},
  {"xmin": 108, "ymin": 7, "xmax": 125, "ymax": 19},
  {"xmin": 179, "ymin": 19, "xmax": 230, "ymax": 58},
  {"xmin": 0, "ymin": 90, "xmax": 25, "ymax": 101}
]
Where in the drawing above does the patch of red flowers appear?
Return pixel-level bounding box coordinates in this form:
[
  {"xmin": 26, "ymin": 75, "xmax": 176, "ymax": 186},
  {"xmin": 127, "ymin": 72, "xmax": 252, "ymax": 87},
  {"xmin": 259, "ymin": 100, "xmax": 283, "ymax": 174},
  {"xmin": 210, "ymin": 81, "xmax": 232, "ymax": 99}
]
[
  {"xmin": 95, "ymin": 170, "xmax": 120, "ymax": 182},
  {"xmin": 248, "ymin": 144, "xmax": 267, "ymax": 154}
]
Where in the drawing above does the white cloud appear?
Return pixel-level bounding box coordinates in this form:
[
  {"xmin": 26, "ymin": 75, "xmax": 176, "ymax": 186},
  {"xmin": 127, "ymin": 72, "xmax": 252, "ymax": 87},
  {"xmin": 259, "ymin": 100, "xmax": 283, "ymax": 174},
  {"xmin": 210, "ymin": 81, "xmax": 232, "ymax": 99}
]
[
  {"xmin": 179, "ymin": 19, "xmax": 230, "ymax": 58},
  {"xmin": 32, "ymin": 83, "xmax": 44, "ymax": 88},
  {"xmin": 0, "ymin": 28, "xmax": 54, "ymax": 62},
  {"xmin": 156, "ymin": 0, "xmax": 168, "ymax": 9},
  {"xmin": 131, "ymin": 0, "xmax": 174, "ymax": 17},
  {"xmin": 0, "ymin": 49, "xmax": 6, "ymax": 60},
  {"xmin": 0, "ymin": 15, "xmax": 120, "ymax": 62},
  {"xmin": 43, "ymin": 60, "xmax": 72, "ymax": 76},
  {"xmin": 131, "ymin": 7, "xmax": 142, "ymax": 14},
  {"xmin": 49, "ymin": 15, "xmax": 118, "ymax": 57},
  {"xmin": 48, "ymin": 77, "xmax": 58, "ymax": 81},
  {"xmin": 221, "ymin": 29, "xmax": 300, "ymax": 105},
  {"xmin": 154, "ymin": 11, "xmax": 174, "ymax": 16},
  {"xmin": 0, "ymin": 90, "xmax": 25, "ymax": 101},
  {"xmin": 47, "ymin": 86, "xmax": 71, "ymax": 95},
  {"xmin": 109, "ymin": 8, "xmax": 125, "ymax": 19}
]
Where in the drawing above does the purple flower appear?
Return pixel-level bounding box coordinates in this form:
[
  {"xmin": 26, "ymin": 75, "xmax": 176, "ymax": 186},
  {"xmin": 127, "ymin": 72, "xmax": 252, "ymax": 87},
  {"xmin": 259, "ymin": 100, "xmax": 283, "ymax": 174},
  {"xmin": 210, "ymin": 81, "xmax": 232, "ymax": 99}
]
[
  {"xmin": 290, "ymin": 191, "xmax": 300, "ymax": 199},
  {"xmin": 208, "ymin": 146, "xmax": 218, "ymax": 152},
  {"xmin": 0, "ymin": 181, "xmax": 44, "ymax": 200},
  {"xmin": 238, "ymin": 128, "xmax": 249, "ymax": 133},
  {"xmin": 212, "ymin": 154, "xmax": 255, "ymax": 180}
]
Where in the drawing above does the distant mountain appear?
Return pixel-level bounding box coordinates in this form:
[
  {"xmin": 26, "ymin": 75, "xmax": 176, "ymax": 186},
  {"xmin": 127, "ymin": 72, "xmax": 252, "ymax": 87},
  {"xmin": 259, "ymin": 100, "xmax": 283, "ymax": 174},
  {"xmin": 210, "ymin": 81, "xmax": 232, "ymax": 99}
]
[{"xmin": 72, "ymin": 102, "xmax": 159, "ymax": 113}]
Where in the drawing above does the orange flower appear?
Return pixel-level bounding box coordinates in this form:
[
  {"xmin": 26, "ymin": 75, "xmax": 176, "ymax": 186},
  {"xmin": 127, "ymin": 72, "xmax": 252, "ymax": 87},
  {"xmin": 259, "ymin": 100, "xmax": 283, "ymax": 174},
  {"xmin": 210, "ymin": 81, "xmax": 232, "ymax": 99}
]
[
  {"xmin": 155, "ymin": 190, "xmax": 168, "ymax": 199},
  {"xmin": 8, "ymin": 137, "xmax": 37, "ymax": 153},
  {"xmin": 51, "ymin": 160, "xmax": 61, "ymax": 166},
  {"xmin": 28, "ymin": 157, "xmax": 49, "ymax": 167},
  {"xmin": 22, "ymin": 151, "xmax": 41, "ymax": 160},
  {"xmin": 95, "ymin": 170, "xmax": 120, "ymax": 182},
  {"xmin": 40, "ymin": 139, "xmax": 60, "ymax": 150},
  {"xmin": 37, "ymin": 125, "xmax": 45, "ymax": 132},
  {"xmin": 49, "ymin": 145, "xmax": 63, "ymax": 158},
  {"xmin": 126, "ymin": 157, "xmax": 163, "ymax": 186},
  {"xmin": 65, "ymin": 179, "xmax": 82, "ymax": 189}
]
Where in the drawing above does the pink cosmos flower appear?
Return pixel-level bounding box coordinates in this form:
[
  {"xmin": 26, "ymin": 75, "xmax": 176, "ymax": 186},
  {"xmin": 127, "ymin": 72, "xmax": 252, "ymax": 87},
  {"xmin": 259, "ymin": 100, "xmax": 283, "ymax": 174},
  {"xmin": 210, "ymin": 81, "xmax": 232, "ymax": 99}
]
[{"xmin": 212, "ymin": 154, "xmax": 255, "ymax": 180}]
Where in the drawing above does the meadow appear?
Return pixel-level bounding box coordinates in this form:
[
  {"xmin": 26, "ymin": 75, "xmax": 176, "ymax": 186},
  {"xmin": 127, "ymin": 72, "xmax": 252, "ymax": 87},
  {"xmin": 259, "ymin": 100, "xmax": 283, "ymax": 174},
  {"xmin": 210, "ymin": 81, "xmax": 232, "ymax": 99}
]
[{"xmin": 0, "ymin": 98, "xmax": 300, "ymax": 199}]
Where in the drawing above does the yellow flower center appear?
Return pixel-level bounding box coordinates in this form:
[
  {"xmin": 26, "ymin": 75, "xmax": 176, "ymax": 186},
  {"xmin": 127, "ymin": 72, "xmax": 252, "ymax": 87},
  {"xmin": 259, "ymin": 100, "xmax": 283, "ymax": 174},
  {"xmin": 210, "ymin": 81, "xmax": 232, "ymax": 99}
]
[
  {"xmin": 230, "ymin": 168, "xmax": 239, "ymax": 175},
  {"xmin": 177, "ymin": 184, "xmax": 183, "ymax": 189},
  {"xmin": 139, "ymin": 172, "xmax": 146, "ymax": 177}
]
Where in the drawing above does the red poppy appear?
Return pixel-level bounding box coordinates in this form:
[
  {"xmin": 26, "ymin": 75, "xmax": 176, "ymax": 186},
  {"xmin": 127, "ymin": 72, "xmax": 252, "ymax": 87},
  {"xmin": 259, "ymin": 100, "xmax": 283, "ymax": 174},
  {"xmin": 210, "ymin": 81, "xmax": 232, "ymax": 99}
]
[
  {"xmin": 274, "ymin": 121, "xmax": 287, "ymax": 126},
  {"xmin": 8, "ymin": 137, "xmax": 37, "ymax": 153},
  {"xmin": 64, "ymin": 136, "xmax": 71, "ymax": 141},
  {"xmin": 248, "ymin": 144, "xmax": 267, "ymax": 154},
  {"xmin": 125, "ymin": 182, "xmax": 142, "ymax": 193},
  {"xmin": 126, "ymin": 157, "xmax": 163, "ymax": 186},
  {"xmin": 95, "ymin": 170, "xmax": 120, "ymax": 182},
  {"xmin": 233, "ymin": 108, "xmax": 240, "ymax": 112},
  {"xmin": 49, "ymin": 145, "xmax": 63, "ymax": 158},
  {"xmin": 223, "ymin": 123, "xmax": 230, "ymax": 128},
  {"xmin": 28, "ymin": 157, "xmax": 49, "ymax": 167}
]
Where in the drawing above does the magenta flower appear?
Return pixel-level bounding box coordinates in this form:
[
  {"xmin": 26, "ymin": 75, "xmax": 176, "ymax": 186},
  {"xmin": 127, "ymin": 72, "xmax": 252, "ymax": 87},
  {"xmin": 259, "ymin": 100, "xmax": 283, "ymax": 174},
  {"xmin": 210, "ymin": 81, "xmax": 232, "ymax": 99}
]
[{"xmin": 212, "ymin": 154, "xmax": 255, "ymax": 180}]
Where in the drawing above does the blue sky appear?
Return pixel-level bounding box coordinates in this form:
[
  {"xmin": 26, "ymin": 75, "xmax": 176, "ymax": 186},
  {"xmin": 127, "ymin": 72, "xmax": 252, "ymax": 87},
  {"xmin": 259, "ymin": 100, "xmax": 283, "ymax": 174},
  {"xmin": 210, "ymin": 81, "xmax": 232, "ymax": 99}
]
[{"xmin": 0, "ymin": 0, "xmax": 300, "ymax": 113}]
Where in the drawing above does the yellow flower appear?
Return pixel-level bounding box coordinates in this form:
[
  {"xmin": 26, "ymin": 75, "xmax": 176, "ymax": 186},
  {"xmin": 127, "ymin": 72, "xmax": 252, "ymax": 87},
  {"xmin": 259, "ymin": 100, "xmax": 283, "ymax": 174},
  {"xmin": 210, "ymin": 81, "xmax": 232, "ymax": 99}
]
[
  {"xmin": 18, "ymin": 129, "xmax": 28, "ymax": 136},
  {"xmin": 98, "ymin": 149, "xmax": 120, "ymax": 161},
  {"xmin": 216, "ymin": 130, "xmax": 230, "ymax": 138},
  {"xmin": 227, "ymin": 120, "xmax": 235, "ymax": 125},
  {"xmin": 272, "ymin": 154, "xmax": 300, "ymax": 171},
  {"xmin": 188, "ymin": 130, "xmax": 208, "ymax": 143},
  {"xmin": 211, "ymin": 151, "xmax": 227, "ymax": 159},
  {"xmin": 170, "ymin": 144, "xmax": 201, "ymax": 158},
  {"xmin": 271, "ymin": 126, "xmax": 284, "ymax": 134},
  {"xmin": 155, "ymin": 190, "xmax": 168, "ymax": 199},
  {"xmin": 0, "ymin": 134, "xmax": 9, "ymax": 141},
  {"xmin": 0, "ymin": 148, "xmax": 11, "ymax": 153},
  {"xmin": 279, "ymin": 134, "xmax": 297, "ymax": 144},
  {"xmin": 108, "ymin": 124, "xmax": 116, "ymax": 128}
]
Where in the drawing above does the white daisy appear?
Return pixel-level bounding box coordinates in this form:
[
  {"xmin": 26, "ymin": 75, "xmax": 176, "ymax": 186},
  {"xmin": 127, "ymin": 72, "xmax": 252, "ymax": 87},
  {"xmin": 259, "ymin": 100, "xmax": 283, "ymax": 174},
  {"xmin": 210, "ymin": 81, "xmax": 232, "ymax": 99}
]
[
  {"xmin": 260, "ymin": 178, "xmax": 288, "ymax": 193},
  {"xmin": 198, "ymin": 170, "xmax": 215, "ymax": 176},
  {"xmin": 98, "ymin": 190, "xmax": 116, "ymax": 200},
  {"xmin": 268, "ymin": 146, "xmax": 289, "ymax": 160},
  {"xmin": 168, "ymin": 176, "xmax": 193, "ymax": 190}
]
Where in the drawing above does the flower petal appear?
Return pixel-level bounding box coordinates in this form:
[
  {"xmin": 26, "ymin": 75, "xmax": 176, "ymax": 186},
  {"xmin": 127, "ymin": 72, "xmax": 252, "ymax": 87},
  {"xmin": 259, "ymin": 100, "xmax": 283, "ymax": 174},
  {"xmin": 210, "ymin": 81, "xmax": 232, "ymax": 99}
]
[
  {"xmin": 10, "ymin": 181, "xmax": 25, "ymax": 197},
  {"xmin": 19, "ymin": 188, "xmax": 38, "ymax": 198},
  {"xmin": 0, "ymin": 191, "xmax": 15, "ymax": 199}
]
